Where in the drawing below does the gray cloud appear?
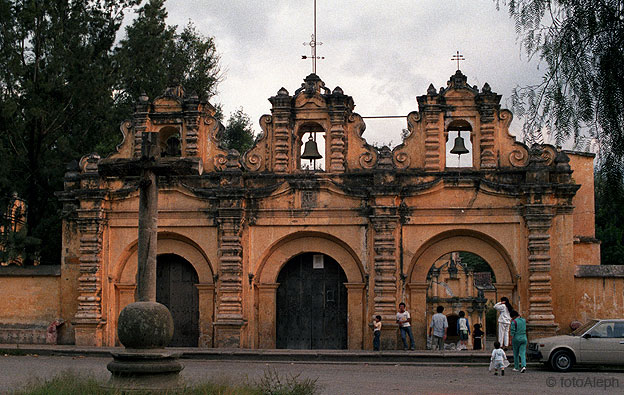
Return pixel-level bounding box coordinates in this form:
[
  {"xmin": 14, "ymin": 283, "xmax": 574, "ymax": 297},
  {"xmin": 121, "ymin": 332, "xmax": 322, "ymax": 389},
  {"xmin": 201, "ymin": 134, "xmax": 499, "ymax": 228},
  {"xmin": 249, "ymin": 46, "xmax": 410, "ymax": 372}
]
[{"xmin": 162, "ymin": 0, "xmax": 543, "ymax": 144}]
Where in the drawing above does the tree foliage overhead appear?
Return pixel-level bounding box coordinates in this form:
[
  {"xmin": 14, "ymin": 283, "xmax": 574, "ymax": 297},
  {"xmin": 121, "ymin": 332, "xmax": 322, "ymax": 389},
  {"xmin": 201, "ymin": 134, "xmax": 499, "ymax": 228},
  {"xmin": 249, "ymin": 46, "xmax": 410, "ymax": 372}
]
[
  {"xmin": 0, "ymin": 0, "xmax": 222, "ymax": 265},
  {"xmin": 0, "ymin": 0, "xmax": 140, "ymax": 264},
  {"xmin": 499, "ymin": 0, "xmax": 624, "ymax": 160},
  {"xmin": 498, "ymin": 0, "xmax": 624, "ymax": 265},
  {"xmin": 222, "ymin": 108, "xmax": 255, "ymax": 155}
]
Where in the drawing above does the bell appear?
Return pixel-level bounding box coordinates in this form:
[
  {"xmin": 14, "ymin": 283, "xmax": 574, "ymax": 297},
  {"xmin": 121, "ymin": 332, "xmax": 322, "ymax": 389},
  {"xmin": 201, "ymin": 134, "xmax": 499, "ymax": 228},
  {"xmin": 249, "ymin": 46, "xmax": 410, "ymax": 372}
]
[
  {"xmin": 301, "ymin": 135, "xmax": 322, "ymax": 160},
  {"xmin": 450, "ymin": 132, "xmax": 469, "ymax": 155}
]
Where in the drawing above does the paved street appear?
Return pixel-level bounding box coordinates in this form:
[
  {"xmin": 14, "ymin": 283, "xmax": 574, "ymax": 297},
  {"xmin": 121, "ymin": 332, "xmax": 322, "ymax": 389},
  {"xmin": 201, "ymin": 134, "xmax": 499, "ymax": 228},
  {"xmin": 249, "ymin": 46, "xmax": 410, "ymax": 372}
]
[{"xmin": 1, "ymin": 354, "xmax": 623, "ymax": 394}]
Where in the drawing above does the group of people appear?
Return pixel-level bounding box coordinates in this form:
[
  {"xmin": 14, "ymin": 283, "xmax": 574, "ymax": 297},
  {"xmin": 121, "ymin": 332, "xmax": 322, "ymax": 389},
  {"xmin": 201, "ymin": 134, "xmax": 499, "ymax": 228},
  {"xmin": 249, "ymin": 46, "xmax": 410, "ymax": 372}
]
[
  {"xmin": 371, "ymin": 297, "xmax": 528, "ymax": 375},
  {"xmin": 491, "ymin": 296, "xmax": 527, "ymax": 375}
]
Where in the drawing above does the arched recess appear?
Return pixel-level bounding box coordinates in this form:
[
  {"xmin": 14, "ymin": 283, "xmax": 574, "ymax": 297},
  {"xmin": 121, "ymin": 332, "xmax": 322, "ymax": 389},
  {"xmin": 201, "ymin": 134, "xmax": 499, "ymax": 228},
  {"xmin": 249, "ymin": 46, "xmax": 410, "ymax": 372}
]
[
  {"xmin": 255, "ymin": 232, "xmax": 366, "ymax": 349},
  {"xmin": 109, "ymin": 232, "xmax": 215, "ymax": 347},
  {"xmin": 406, "ymin": 229, "xmax": 517, "ymax": 349}
]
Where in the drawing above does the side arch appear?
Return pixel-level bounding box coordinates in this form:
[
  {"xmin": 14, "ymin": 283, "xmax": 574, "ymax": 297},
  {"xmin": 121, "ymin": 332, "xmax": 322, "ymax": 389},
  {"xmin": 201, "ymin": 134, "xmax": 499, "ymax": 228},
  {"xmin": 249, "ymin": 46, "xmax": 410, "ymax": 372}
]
[
  {"xmin": 255, "ymin": 231, "xmax": 366, "ymax": 350},
  {"xmin": 408, "ymin": 229, "xmax": 517, "ymax": 284},
  {"xmin": 114, "ymin": 231, "xmax": 214, "ymax": 284},
  {"xmin": 108, "ymin": 231, "xmax": 215, "ymax": 347},
  {"xmin": 405, "ymin": 229, "xmax": 517, "ymax": 349}
]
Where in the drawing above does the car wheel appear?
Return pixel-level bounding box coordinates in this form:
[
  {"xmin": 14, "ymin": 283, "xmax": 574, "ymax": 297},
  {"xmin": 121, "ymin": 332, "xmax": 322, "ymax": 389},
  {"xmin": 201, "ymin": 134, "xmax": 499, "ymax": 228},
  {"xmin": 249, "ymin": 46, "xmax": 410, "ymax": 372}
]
[{"xmin": 550, "ymin": 349, "xmax": 574, "ymax": 372}]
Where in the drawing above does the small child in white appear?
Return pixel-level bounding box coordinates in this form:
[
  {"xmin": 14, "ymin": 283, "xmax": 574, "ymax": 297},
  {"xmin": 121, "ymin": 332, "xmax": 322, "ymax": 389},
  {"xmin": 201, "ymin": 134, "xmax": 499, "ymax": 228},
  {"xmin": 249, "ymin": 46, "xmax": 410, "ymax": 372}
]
[{"xmin": 489, "ymin": 341, "xmax": 509, "ymax": 376}]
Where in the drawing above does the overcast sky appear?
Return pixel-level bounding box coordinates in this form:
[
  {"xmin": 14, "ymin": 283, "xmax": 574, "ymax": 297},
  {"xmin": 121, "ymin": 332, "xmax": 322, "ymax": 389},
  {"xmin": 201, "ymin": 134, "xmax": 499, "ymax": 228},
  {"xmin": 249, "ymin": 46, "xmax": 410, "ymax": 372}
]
[{"xmin": 157, "ymin": 0, "xmax": 543, "ymax": 147}]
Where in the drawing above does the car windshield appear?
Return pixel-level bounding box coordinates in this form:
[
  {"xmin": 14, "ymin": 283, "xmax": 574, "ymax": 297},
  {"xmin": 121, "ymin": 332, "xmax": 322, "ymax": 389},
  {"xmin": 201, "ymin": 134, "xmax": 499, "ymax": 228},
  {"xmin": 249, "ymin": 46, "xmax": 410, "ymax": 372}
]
[{"xmin": 570, "ymin": 319, "xmax": 599, "ymax": 336}]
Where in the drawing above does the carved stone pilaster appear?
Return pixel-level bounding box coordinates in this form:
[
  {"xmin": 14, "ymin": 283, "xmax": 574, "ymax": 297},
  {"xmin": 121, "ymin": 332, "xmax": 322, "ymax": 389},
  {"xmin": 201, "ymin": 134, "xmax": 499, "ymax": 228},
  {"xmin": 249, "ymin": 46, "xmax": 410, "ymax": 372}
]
[
  {"xmin": 73, "ymin": 202, "xmax": 106, "ymax": 346},
  {"xmin": 328, "ymin": 122, "xmax": 346, "ymax": 172},
  {"xmin": 523, "ymin": 204, "xmax": 558, "ymax": 338},
  {"xmin": 479, "ymin": 124, "xmax": 496, "ymax": 168},
  {"xmin": 424, "ymin": 114, "xmax": 441, "ymax": 171},
  {"xmin": 369, "ymin": 209, "xmax": 399, "ymax": 322},
  {"xmin": 132, "ymin": 94, "xmax": 150, "ymax": 158},
  {"xmin": 273, "ymin": 116, "xmax": 291, "ymax": 173},
  {"xmin": 183, "ymin": 110, "xmax": 200, "ymax": 157},
  {"xmin": 215, "ymin": 203, "xmax": 245, "ymax": 347}
]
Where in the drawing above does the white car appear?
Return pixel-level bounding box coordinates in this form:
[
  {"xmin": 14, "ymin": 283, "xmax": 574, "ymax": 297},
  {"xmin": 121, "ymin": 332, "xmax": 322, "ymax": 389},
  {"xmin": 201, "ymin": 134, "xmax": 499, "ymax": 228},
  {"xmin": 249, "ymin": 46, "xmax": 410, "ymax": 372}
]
[{"xmin": 528, "ymin": 319, "xmax": 624, "ymax": 372}]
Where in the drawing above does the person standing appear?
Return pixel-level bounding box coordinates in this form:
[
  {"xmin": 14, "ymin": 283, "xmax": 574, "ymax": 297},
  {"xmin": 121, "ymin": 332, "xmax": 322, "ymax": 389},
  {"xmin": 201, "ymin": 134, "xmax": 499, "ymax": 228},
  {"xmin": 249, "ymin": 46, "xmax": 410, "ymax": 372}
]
[
  {"xmin": 510, "ymin": 310, "xmax": 527, "ymax": 373},
  {"xmin": 457, "ymin": 311, "xmax": 470, "ymax": 350},
  {"xmin": 472, "ymin": 323, "xmax": 484, "ymax": 350},
  {"xmin": 372, "ymin": 315, "xmax": 382, "ymax": 351},
  {"xmin": 428, "ymin": 305, "xmax": 448, "ymax": 351},
  {"xmin": 489, "ymin": 341, "xmax": 509, "ymax": 376},
  {"xmin": 396, "ymin": 303, "xmax": 415, "ymax": 350},
  {"xmin": 494, "ymin": 297, "xmax": 513, "ymax": 350}
]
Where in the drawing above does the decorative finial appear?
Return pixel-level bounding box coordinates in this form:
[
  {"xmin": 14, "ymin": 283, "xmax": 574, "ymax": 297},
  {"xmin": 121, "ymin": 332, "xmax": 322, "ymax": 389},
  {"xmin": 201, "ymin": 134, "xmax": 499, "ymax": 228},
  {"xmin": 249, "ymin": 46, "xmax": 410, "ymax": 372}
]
[
  {"xmin": 451, "ymin": 50, "xmax": 465, "ymax": 71},
  {"xmin": 301, "ymin": 0, "xmax": 324, "ymax": 74}
]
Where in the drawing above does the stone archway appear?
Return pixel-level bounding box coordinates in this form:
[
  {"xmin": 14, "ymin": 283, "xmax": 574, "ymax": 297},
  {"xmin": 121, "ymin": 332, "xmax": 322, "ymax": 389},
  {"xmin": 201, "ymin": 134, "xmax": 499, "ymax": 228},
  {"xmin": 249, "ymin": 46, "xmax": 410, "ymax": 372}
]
[
  {"xmin": 255, "ymin": 232, "xmax": 365, "ymax": 349},
  {"xmin": 406, "ymin": 230, "xmax": 517, "ymax": 349},
  {"xmin": 110, "ymin": 232, "xmax": 215, "ymax": 347}
]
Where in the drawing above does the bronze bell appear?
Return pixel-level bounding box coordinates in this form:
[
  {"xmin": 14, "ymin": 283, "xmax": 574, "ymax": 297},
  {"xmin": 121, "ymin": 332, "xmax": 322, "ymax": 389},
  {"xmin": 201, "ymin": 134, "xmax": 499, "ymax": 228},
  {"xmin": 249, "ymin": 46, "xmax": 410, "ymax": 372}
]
[
  {"xmin": 301, "ymin": 135, "xmax": 322, "ymax": 160},
  {"xmin": 450, "ymin": 132, "xmax": 469, "ymax": 155}
]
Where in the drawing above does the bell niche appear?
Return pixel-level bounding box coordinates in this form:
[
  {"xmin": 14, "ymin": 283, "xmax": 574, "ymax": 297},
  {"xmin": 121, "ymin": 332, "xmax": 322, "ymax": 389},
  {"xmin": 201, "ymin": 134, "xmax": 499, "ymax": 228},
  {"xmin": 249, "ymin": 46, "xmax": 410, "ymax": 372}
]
[{"xmin": 446, "ymin": 120, "xmax": 473, "ymax": 168}]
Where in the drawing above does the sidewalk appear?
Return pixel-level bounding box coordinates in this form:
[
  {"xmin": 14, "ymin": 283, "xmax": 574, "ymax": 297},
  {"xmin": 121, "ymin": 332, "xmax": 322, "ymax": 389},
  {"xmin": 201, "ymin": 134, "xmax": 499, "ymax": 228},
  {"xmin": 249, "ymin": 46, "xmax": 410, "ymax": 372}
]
[{"xmin": 0, "ymin": 344, "xmax": 536, "ymax": 365}]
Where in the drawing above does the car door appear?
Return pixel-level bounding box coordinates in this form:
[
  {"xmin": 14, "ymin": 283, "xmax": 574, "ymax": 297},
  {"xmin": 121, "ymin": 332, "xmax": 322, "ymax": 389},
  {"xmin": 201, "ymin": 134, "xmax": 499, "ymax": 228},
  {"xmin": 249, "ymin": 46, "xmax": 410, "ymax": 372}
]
[{"xmin": 579, "ymin": 321, "xmax": 621, "ymax": 364}]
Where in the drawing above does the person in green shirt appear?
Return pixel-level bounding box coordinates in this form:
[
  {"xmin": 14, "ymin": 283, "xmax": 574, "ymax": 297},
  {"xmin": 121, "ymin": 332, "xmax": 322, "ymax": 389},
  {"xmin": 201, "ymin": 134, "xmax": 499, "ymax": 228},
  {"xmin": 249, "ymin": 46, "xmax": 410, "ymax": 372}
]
[{"xmin": 510, "ymin": 310, "xmax": 527, "ymax": 372}]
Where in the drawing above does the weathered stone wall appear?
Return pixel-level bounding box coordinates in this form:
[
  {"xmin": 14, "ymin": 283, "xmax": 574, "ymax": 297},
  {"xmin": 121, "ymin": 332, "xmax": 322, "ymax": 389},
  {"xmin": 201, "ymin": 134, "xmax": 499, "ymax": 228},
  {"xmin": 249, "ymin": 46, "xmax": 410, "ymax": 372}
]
[{"xmin": 0, "ymin": 266, "xmax": 60, "ymax": 344}]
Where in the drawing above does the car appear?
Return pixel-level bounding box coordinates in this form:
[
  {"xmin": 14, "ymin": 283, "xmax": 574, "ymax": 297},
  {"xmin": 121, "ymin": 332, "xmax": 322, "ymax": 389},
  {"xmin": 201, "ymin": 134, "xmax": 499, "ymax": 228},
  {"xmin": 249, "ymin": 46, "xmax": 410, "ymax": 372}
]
[{"xmin": 528, "ymin": 319, "xmax": 624, "ymax": 372}]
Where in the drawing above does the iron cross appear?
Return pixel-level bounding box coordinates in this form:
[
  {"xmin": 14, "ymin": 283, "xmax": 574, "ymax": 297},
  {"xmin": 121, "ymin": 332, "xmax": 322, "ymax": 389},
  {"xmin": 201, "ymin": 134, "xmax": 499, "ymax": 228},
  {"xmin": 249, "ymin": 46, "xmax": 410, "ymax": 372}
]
[
  {"xmin": 302, "ymin": 0, "xmax": 324, "ymax": 74},
  {"xmin": 451, "ymin": 51, "xmax": 465, "ymax": 70}
]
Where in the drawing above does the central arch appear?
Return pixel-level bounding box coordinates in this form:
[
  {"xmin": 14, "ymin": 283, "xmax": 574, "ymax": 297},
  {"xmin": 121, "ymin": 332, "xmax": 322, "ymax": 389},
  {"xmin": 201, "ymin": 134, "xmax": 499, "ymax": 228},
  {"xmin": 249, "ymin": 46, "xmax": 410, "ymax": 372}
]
[{"xmin": 255, "ymin": 232, "xmax": 365, "ymax": 349}]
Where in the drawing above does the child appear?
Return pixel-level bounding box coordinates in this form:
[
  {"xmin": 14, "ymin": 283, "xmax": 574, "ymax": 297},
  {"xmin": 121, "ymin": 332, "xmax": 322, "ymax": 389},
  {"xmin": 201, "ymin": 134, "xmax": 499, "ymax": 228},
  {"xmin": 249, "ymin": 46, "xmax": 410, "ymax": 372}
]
[
  {"xmin": 457, "ymin": 311, "xmax": 470, "ymax": 350},
  {"xmin": 489, "ymin": 341, "xmax": 509, "ymax": 376},
  {"xmin": 373, "ymin": 315, "xmax": 382, "ymax": 351},
  {"xmin": 473, "ymin": 323, "xmax": 484, "ymax": 350}
]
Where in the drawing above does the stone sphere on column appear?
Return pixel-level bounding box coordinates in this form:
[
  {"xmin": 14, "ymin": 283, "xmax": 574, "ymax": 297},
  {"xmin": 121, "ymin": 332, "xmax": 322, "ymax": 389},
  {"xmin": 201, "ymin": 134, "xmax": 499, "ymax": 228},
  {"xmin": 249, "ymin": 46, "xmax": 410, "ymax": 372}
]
[{"xmin": 117, "ymin": 301, "xmax": 174, "ymax": 349}]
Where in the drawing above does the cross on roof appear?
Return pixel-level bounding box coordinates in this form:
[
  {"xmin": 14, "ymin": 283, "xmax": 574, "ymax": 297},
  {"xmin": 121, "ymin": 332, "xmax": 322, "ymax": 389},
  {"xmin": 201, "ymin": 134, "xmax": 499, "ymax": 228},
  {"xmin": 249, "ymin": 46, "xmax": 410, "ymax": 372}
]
[
  {"xmin": 301, "ymin": 0, "xmax": 324, "ymax": 74},
  {"xmin": 451, "ymin": 51, "xmax": 465, "ymax": 71}
]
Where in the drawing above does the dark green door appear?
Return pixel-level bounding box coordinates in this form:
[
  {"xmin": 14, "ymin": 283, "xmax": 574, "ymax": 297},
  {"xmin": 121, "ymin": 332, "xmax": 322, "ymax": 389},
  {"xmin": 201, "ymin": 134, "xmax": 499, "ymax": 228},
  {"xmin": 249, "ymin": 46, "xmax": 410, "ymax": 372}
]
[
  {"xmin": 276, "ymin": 252, "xmax": 348, "ymax": 349},
  {"xmin": 156, "ymin": 254, "xmax": 199, "ymax": 347}
]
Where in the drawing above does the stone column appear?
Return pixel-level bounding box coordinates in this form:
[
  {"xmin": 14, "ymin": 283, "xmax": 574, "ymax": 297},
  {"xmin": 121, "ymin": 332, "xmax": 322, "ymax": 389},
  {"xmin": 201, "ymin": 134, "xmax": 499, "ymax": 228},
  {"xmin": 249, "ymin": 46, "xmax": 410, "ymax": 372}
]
[
  {"xmin": 370, "ymin": 208, "xmax": 400, "ymax": 349},
  {"xmin": 345, "ymin": 283, "xmax": 365, "ymax": 350},
  {"xmin": 523, "ymin": 204, "xmax": 558, "ymax": 338},
  {"xmin": 195, "ymin": 283, "xmax": 215, "ymax": 348},
  {"xmin": 257, "ymin": 283, "xmax": 279, "ymax": 349},
  {"xmin": 214, "ymin": 204, "xmax": 245, "ymax": 347},
  {"xmin": 136, "ymin": 132, "xmax": 159, "ymax": 302}
]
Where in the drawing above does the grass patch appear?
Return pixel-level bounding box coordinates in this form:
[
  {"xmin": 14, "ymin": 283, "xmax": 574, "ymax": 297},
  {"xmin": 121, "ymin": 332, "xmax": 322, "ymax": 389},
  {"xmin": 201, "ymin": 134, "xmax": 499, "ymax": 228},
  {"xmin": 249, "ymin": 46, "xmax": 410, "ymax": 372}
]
[{"xmin": 13, "ymin": 368, "xmax": 320, "ymax": 395}]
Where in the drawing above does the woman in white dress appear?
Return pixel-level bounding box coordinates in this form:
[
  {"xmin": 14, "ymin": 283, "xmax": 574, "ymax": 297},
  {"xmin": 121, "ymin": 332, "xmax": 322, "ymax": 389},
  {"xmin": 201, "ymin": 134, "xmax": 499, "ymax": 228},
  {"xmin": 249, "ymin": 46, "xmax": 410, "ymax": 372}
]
[{"xmin": 494, "ymin": 296, "xmax": 513, "ymax": 350}]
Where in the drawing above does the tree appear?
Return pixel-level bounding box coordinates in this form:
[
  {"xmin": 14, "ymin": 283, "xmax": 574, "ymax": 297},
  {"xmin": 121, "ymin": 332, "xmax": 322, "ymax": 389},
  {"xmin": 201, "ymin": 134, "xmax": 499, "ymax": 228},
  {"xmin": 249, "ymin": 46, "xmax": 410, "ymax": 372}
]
[
  {"xmin": 498, "ymin": 0, "xmax": 624, "ymax": 160},
  {"xmin": 222, "ymin": 108, "xmax": 255, "ymax": 154},
  {"xmin": 497, "ymin": 0, "xmax": 624, "ymax": 264},
  {"xmin": 113, "ymin": 0, "xmax": 222, "ymax": 136},
  {"xmin": 0, "ymin": 0, "xmax": 223, "ymax": 265},
  {"xmin": 0, "ymin": 0, "xmax": 139, "ymax": 264}
]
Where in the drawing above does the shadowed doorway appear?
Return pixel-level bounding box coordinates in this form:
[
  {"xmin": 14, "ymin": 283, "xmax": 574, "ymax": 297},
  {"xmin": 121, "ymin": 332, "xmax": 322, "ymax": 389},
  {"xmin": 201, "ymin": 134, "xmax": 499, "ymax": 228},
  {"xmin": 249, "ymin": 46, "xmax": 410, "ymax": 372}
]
[
  {"xmin": 276, "ymin": 252, "xmax": 347, "ymax": 349},
  {"xmin": 156, "ymin": 254, "xmax": 199, "ymax": 347}
]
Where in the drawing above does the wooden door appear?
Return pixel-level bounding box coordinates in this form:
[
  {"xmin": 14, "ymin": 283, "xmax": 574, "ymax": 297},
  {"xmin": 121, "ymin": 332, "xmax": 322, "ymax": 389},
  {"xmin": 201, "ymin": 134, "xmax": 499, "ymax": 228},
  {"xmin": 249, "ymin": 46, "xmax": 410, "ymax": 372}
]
[
  {"xmin": 276, "ymin": 253, "xmax": 348, "ymax": 349},
  {"xmin": 156, "ymin": 254, "xmax": 199, "ymax": 347}
]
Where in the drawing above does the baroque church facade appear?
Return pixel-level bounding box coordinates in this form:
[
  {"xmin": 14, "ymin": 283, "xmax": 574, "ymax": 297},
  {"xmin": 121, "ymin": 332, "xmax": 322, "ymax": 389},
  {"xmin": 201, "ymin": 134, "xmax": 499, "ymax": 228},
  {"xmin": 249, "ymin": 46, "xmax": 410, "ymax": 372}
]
[{"xmin": 52, "ymin": 71, "xmax": 616, "ymax": 350}]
